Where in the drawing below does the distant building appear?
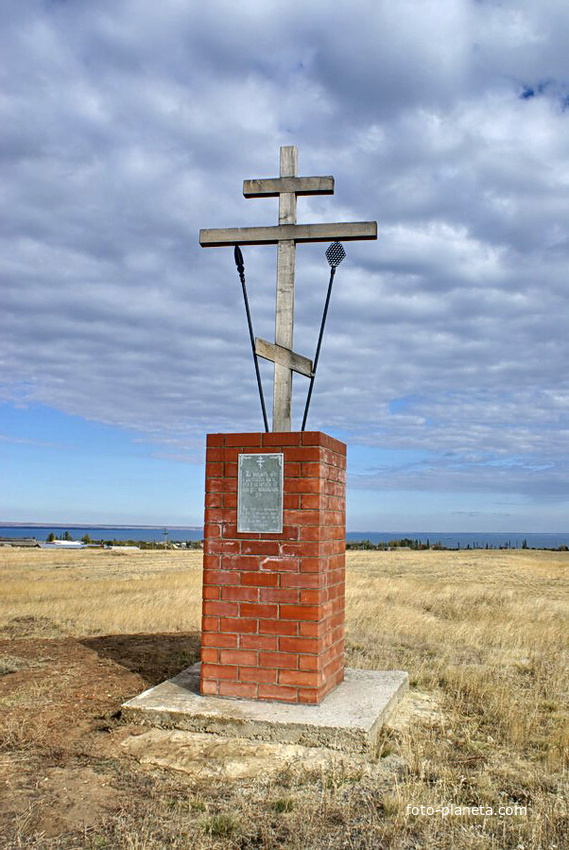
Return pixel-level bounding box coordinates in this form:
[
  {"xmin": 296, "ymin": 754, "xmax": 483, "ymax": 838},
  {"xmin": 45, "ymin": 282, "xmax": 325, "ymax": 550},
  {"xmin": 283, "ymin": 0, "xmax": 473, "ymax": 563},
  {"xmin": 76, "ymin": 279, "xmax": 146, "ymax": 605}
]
[{"xmin": 0, "ymin": 537, "xmax": 40, "ymax": 548}]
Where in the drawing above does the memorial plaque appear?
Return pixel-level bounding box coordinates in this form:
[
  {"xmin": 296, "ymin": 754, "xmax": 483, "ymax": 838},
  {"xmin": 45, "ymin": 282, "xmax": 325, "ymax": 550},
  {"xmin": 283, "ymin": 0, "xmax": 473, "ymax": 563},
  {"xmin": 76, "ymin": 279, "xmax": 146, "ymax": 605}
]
[{"xmin": 237, "ymin": 453, "xmax": 283, "ymax": 533}]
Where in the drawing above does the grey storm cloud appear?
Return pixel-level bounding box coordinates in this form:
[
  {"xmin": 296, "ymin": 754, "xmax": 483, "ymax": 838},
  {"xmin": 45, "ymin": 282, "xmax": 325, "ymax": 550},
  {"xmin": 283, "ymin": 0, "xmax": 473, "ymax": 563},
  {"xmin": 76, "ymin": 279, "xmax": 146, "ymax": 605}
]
[{"xmin": 1, "ymin": 0, "xmax": 569, "ymax": 505}]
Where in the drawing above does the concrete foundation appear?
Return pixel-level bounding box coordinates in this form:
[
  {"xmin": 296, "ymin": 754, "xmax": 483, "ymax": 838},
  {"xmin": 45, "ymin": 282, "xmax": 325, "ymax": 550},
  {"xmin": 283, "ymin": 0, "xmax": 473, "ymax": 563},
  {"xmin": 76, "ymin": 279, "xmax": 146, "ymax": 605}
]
[{"xmin": 121, "ymin": 664, "xmax": 408, "ymax": 754}]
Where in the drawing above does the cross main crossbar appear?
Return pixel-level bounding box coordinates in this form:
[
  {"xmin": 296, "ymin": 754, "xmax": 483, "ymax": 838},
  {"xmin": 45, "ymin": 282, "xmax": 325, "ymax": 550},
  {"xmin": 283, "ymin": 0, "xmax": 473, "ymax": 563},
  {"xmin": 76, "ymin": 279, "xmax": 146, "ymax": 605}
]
[{"xmin": 199, "ymin": 221, "xmax": 377, "ymax": 247}]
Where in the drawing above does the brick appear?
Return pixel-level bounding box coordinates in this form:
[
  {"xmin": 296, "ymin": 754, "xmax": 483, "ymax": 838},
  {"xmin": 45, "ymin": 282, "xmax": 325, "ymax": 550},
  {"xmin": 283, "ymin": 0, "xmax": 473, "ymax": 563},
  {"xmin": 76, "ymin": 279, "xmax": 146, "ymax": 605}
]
[
  {"xmin": 298, "ymin": 654, "xmax": 320, "ymax": 671},
  {"xmin": 299, "ymin": 525, "xmax": 322, "ymax": 541},
  {"xmin": 239, "ymin": 634, "xmax": 278, "ymax": 651},
  {"xmin": 201, "ymin": 632, "xmax": 238, "ymax": 648},
  {"xmin": 202, "ymin": 586, "xmax": 220, "ymax": 600},
  {"xmin": 219, "ymin": 681, "xmax": 258, "ymax": 699},
  {"xmin": 279, "ymin": 604, "xmax": 320, "ymax": 621},
  {"xmin": 206, "ymin": 433, "xmax": 225, "ymax": 447},
  {"xmin": 200, "ymin": 679, "xmax": 218, "ymax": 695},
  {"xmin": 280, "ymin": 573, "xmax": 320, "ymax": 588},
  {"xmin": 259, "ymin": 587, "xmax": 299, "ymax": 604},
  {"xmin": 300, "ymin": 462, "xmax": 322, "ymax": 477},
  {"xmin": 283, "ymin": 461, "xmax": 301, "ymax": 478},
  {"xmin": 222, "ymin": 555, "xmax": 259, "ymax": 570},
  {"xmin": 299, "ymin": 620, "xmax": 326, "ymax": 638},
  {"xmin": 207, "ymin": 540, "xmax": 241, "ymax": 555},
  {"xmin": 258, "ymin": 683, "xmax": 298, "ymax": 702},
  {"xmin": 219, "ymin": 649, "xmax": 258, "ymax": 666},
  {"xmin": 205, "ymin": 492, "xmax": 224, "ymax": 508},
  {"xmin": 300, "ymin": 588, "xmax": 323, "ymax": 604},
  {"xmin": 284, "ymin": 446, "xmax": 323, "ymax": 463},
  {"xmin": 203, "ymin": 569, "xmax": 239, "ymax": 586},
  {"xmin": 202, "ymin": 554, "xmax": 220, "ymax": 571},
  {"xmin": 280, "ymin": 525, "xmax": 300, "ymax": 540},
  {"xmin": 220, "ymin": 617, "xmax": 258, "ymax": 633},
  {"xmin": 301, "ymin": 432, "xmax": 345, "ymax": 452},
  {"xmin": 260, "ymin": 557, "xmax": 299, "ymax": 572},
  {"xmin": 297, "ymin": 688, "xmax": 321, "ymax": 704},
  {"xmin": 284, "ymin": 509, "xmax": 320, "ymax": 526},
  {"xmin": 300, "ymin": 556, "xmax": 326, "ymax": 575},
  {"xmin": 218, "ymin": 446, "xmax": 240, "ymax": 461},
  {"xmin": 200, "ymin": 648, "xmax": 218, "ymax": 663},
  {"xmin": 219, "ymin": 476, "xmax": 237, "ymax": 492},
  {"xmin": 240, "ymin": 571, "xmax": 279, "ymax": 587},
  {"xmin": 221, "ymin": 586, "xmax": 259, "ymax": 602},
  {"xmin": 206, "ymin": 507, "xmax": 232, "ymax": 524},
  {"xmin": 239, "ymin": 666, "xmax": 278, "ymax": 684},
  {"xmin": 201, "ymin": 663, "xmax": 237, "ymax": 681},
  {"xmin": 258, "ymin": 618, "xmax": 298, "ymax": 636},
  {"xmin": 240, "ymin": 602, "xmax": 278, "ymax": 619},
  {"xmin": 201, "ymin": 616, "xmax": 219, "ymax": 632},
  {"xmin": 203, "ymin": 600, "xmax": 238, "ymax": 617},
  {"xmin": 323, "ymin": 656, "xmax": 344, "ymax": 679},
  {"xmin": 206, "ymin": 477, "xmax": 225, "ymax": 494},
  {"xmin": 280, "ymin": 542, "xmax": 320, "ymax": 557},
  {"xmin": 240, "ymin": 540, "xmax": 280, "ymax": 556},
  {"xmin": 262, "ymin": 431, "xmax": 302, "ymax": 446},
  {"xmin": 225, "ymin": 432, "xmax": 263, "ymax": 446},
  {"xmin": 300, "ymin": 493, "xmax": 322, "ymax": 510},
  {"xmin": 259, "ymin": 652, "xmax": 298, "ymax": 669},
  {"xmin": 278, "ymin": 636, "xmax": 319, "ymax": 654},
  {"xmin": 284, "ymin": 476, "xmax": 321, "ymax": 494},
  {"xmin": 278, "ymin": 669, "xmax": 320, "ymax": 688}
]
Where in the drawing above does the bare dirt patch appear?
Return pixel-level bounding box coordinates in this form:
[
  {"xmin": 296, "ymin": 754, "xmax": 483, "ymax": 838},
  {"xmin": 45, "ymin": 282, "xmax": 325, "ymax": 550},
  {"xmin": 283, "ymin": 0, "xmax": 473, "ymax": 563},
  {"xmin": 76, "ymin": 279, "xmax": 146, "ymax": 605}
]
[{"xmin": 0, "ymin": 620, "xmax": 200, "ymax": 846}]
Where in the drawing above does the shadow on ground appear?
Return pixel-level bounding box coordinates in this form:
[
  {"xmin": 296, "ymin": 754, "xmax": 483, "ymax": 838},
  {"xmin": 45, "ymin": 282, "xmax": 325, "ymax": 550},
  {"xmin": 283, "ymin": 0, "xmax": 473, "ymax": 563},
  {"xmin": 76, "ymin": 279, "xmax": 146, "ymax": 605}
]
[{"xmin": 81, "ymin": 632, "xmax": 200, "ymax": 686}]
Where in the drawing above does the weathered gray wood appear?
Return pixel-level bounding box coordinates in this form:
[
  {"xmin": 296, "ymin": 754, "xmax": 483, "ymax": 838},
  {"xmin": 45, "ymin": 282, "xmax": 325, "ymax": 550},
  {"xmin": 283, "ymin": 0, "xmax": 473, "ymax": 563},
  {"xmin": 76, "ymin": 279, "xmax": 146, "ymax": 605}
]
[
  {"xmin": 199, "ymin": 144, "xmax": 378, "ymax": 431},
  {"xmin": 272, "ymin": 146, "xmax": 298, "ymax": 432},
  {"xmin": 199, "ymin": 221, "xmax": 377, "ymax": 247},
  {"xmin": 243, "ymin": 176, "xmax": 334, "ymax": 197},
  {"xmin": 255, "ymin": 338, "xmax": 313, "ymax": 378}
]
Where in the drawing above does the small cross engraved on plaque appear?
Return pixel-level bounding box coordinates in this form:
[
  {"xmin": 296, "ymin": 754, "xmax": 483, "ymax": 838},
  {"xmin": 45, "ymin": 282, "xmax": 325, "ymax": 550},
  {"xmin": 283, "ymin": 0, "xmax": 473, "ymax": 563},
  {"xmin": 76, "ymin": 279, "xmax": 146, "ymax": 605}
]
[{"xmin": 200, "ymin": 146, "xmax": 377, "ymax": 431}]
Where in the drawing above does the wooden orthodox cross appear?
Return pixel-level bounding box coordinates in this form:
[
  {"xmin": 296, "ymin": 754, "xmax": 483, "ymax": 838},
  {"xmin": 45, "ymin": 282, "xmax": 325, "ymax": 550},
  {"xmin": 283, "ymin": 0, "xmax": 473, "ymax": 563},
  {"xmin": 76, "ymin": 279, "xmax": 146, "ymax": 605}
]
[{"xmin": 199, "ymin": 146, "xmax": 377, "ymax": 431}]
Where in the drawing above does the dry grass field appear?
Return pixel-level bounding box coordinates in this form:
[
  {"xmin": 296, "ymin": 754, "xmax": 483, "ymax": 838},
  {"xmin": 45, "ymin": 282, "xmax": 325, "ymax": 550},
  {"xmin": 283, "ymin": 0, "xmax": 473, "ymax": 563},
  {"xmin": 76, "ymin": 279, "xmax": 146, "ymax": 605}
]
[{"xmin": 0, "ymin": 546, "xmax": 567, "ymax": 848}]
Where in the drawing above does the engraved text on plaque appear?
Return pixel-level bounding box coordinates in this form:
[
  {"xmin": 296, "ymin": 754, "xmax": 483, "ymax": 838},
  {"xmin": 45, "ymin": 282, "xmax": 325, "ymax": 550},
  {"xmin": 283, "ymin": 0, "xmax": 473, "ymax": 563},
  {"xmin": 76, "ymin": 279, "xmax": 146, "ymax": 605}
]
[{"xmin": 237, "ymin": 453, "xmax": 284, "ymax": 533}]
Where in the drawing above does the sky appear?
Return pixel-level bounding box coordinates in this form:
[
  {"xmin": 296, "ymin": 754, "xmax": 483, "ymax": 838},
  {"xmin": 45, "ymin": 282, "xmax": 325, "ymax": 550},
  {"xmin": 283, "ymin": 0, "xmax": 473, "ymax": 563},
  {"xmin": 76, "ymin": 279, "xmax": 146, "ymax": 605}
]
[{"xmin": 1, "ymin": 0, "xmax": 569, "ymax": 532}]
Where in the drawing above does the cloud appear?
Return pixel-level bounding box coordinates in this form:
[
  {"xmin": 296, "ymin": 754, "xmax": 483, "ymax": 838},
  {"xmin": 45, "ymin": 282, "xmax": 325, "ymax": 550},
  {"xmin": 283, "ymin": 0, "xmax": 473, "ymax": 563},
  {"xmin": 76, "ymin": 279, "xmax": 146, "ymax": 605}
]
[{"xmin": 1, "ymin": 0, "xmax": 569, "ymax": 519}]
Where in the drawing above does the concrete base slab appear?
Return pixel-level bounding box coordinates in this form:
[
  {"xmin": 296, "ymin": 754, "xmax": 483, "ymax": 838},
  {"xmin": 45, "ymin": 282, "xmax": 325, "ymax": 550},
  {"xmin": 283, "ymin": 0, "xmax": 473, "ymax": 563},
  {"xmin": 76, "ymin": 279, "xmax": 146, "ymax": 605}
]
[{"xmin": 121, "ymin": 665, "xmax": 408, "ymax": 754}]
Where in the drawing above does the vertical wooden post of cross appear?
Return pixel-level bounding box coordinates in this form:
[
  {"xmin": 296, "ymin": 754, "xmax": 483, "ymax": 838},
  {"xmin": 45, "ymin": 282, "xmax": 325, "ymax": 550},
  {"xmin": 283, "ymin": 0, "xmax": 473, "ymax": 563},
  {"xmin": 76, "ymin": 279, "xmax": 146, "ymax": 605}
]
[{"xmin": 274, "ymin": 146, "xmax": 297, "ymax": 432}]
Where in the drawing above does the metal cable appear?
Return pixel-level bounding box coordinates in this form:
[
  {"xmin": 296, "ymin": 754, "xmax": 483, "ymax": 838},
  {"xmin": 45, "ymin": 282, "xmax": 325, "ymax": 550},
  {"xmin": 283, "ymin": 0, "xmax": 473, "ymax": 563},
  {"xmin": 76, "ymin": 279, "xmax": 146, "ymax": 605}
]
[
  {"xmin": 233, "ymin": 245, "xmax": 269, "ymax": 432},
  {"xmin": 301, "ymin": 242, "xmax": 346, "ymax": 431}
]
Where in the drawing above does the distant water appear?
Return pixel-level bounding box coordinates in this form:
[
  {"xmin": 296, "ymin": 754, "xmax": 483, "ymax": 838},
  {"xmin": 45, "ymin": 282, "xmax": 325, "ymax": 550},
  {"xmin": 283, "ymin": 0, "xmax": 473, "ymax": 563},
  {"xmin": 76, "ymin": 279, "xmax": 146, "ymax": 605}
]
[
  {"xmin": 0, "ymin": 525, "xmax": 203, "ymax": 544},
  {"xmin": 1, "ymin": 525, "xmax": 569, "ymax": 549},
  {"xmin": 346, "ymin": 531, "xmax": 569, "ymax": 550}
]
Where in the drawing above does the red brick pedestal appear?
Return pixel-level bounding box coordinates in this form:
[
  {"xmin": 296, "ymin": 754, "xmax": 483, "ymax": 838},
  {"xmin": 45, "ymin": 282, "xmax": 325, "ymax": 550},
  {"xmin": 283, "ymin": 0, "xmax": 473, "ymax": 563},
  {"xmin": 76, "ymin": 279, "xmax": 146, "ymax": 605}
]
[{"xmin": 200, "ymin": 431, "xmax": 346, "ymax": 704}]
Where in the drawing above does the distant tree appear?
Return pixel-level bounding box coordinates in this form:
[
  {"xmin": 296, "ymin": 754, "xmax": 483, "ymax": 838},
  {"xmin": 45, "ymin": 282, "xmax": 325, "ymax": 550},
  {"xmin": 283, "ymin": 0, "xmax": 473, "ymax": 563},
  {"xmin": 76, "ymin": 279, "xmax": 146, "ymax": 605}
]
[
  {"xmin": 47, "ymin": 532, "xmax": 55, "ymax": 543},
  {"xmin": 81, "ymin": 534, "xmax": 91, "ymax": 544},
  {"xmin": 64, "ymin": 530, "xmax": 71, "ymax": 541}
]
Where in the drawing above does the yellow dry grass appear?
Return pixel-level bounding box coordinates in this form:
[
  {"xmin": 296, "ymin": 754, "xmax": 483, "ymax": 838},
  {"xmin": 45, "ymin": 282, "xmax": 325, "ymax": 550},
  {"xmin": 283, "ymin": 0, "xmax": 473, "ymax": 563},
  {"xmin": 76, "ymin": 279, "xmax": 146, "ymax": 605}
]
[
  {"xmin": 0, "ymin": 547, "xmax": 203, "ymax": 636},
  {"xmin": 0, "ymin": 545, "xmax": 567, "ymax": 848}
]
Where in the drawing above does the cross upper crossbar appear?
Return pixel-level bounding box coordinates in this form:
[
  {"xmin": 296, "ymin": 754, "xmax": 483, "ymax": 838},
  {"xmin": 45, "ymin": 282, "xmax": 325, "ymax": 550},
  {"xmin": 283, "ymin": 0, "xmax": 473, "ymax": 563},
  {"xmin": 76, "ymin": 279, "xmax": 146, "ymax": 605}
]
[
  {"xmin": 199, "ymin": 145, "xmax": 377, "ymax": 431},
  {"xmin": 243, "ymin": 176, "xmax": 334, "ymax": 197}
]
